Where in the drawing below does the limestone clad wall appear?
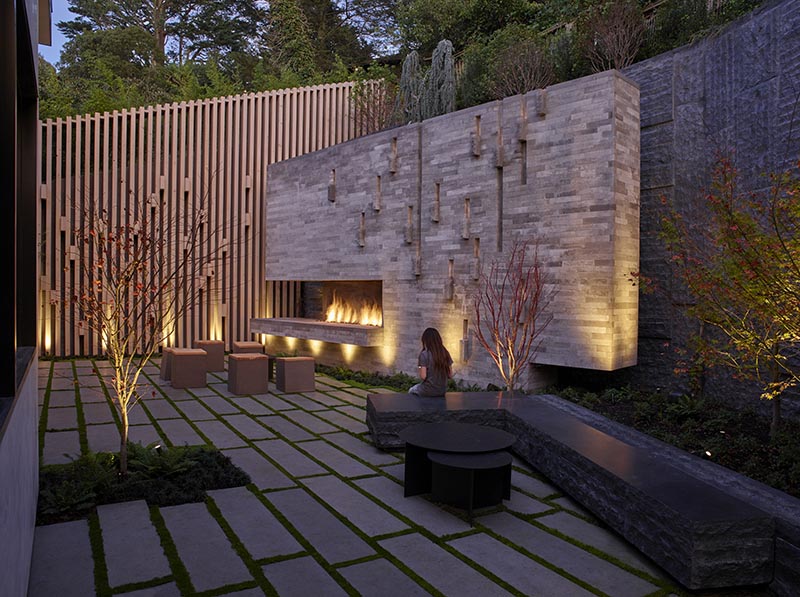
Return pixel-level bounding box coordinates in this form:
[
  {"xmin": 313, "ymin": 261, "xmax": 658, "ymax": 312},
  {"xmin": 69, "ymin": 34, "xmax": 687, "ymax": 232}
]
[{"xmin": 258, "ymin": 70, "xmax": 640, "ymax": 388}]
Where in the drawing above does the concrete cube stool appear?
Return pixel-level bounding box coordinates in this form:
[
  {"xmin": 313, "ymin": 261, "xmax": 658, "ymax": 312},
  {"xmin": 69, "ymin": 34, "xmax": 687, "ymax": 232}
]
[
  {"xmin": 171, "ymin": 348, "xmax": 208, "ymax": 389},
  {"xmin": 233, "ymin": 340, "xmax": 265, "ymax": 354},
  {"xmin": 228, "ymin": 353, "xmax": 270, "ymax": 395},
  {"xmin": 195, "ymin": 339, "xmax": 225, "ymax": 372},
  {"xmin": 159, "ymin": 347, "xmax": 176, "ymax": 381},
  {"xmin": 275, "ymin": 356, "xmax": 315, "ymax": 393}
]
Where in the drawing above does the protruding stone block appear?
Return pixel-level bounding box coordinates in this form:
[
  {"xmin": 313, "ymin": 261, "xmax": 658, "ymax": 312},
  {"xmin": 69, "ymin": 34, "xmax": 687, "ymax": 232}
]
[
  {"xmin": 194, "ymin": 340, "xmax": 224, "ymax": 371},
  {"xmin": 159, "ymin": 347, "xmax": 175, "ymax": 381},
  {"xmin": 228, "ymin": 353, "xmax": 269, "ymax": 395},
  {"xmin": 232, "ymin": 340, "xmax": 264, "ymax": 354},
  {"xmin": 275, "ymin": 356, "xmax": 315, "ymax": 393},
  {"xmin": 170, "ymin": 348, "xmax": 207, "ymax": 389}
]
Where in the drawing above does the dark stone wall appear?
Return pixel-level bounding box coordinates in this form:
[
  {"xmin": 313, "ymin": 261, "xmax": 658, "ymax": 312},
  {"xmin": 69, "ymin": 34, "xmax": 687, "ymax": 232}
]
[{"xmin": 620, "ymin": 0, "xmax": 800, "ymax": 416}]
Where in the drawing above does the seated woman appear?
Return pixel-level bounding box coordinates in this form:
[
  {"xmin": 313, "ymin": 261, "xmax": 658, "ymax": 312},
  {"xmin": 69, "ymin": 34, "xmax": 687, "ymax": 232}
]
[{"xmin": 409, "ymin": 327, "xmax": 453, "ymax": 397}]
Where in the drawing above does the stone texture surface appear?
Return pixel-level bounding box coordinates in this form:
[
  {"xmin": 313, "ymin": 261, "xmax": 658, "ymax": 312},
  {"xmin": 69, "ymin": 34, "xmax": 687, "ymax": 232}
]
[
  {"xmin": 98, "ymin": 501, "xmax": 171, "ymax": 588},
  {"xmin": 28, "ymin": 521, "xmax": 95, "ymax": 597},
  {"xmin": 262, "ymin": 556, "xmax": 348, "ymax": 596},
  {"xmin": 338, "ymin": 559, "xmax": 430, "ymax": 597},
  {"xmin": 261, "ymin": 70, "xmax": 640, "ymax": 384}
]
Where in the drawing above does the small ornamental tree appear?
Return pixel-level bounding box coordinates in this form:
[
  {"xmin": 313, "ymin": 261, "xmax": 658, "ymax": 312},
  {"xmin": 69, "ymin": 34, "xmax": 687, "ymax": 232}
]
[
  {"xmin": 662, "ymin": 156, "xmax": 800, "ymax": 437},
  {"xmin": 472, "ymin": 240, "xmax": 552, "ymax": 392},
  {"xmin": 579, "ymin": 0, "xmax": 646, "ymax": 73},
  {"xmin": 68, "ymin": 193, "xmax": 225, "ymax": 475}
]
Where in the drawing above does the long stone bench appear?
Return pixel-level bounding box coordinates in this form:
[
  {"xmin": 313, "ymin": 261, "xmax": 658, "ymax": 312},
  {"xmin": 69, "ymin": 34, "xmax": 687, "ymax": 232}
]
[{"xmin": 366, "ymin": 391, "xmax": 785, "ymax": 592}]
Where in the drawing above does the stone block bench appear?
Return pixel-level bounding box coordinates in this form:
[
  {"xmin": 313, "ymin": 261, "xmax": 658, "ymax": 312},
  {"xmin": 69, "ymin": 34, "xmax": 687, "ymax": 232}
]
[{"xmin": 367, "ymin": 391, "xmax": 781, "ymax": 591}]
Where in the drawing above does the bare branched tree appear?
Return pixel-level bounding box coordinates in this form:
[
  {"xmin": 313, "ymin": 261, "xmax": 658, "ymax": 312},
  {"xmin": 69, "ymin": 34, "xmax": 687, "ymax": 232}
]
[
  {"xmin": 490, "ymin": 39, "xmax": 555, "ymax": 100},
  {"xmin": 581, "ymin": 0, "xmax": 646, "ymax": 72},
  {"xmin": 67, "ymin": 189, "xmax": 233, "ymax": 475},
  {"xmin": 472, "ymin": 241, "xmax": 553, "ymax": 392}
]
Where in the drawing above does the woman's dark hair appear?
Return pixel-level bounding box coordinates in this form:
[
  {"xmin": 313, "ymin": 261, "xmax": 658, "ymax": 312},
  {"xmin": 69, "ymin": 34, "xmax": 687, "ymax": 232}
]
[{"xmin": 421, "ymin": 327, "xmax": 452, "ymax": 377}]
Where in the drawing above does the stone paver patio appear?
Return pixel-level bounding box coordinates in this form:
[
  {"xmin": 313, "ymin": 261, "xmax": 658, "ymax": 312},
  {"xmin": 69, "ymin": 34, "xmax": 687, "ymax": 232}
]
[{"xmin": 29, "ymin": 358, "xmax": 679, "ymax": 596}]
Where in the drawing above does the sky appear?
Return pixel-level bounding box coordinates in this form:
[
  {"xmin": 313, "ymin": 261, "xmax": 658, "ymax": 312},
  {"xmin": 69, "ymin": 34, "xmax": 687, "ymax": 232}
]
[{"xmin": 39, "ymin": 0, "xmax": 76, "ymax": 65}]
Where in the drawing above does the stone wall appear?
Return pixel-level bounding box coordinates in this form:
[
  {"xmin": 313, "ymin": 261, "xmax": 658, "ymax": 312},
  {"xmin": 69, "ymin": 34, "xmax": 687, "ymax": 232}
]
[
  {"xmin": 257, "ymin": 71, "xmax": 640, "ymax": 389},
  {"xmin": 0, "ymin": 353, "xmax": 39, "ymax": 597},
  {"xmin": 619, "ymin": 0, "xmax": 800, "ymax": 411}
]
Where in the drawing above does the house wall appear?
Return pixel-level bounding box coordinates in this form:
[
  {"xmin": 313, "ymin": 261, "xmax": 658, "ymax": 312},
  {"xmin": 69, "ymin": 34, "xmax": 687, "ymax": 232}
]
[{"xmin": 257, "ymin": 71, "xmax": 640, "ymax": 389}]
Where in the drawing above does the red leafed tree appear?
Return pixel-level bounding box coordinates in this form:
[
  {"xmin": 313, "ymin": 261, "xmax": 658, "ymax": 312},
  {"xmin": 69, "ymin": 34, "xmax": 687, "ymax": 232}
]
[
  {"xmin": 68, "ymin": 192, "xmax": 225, "ymax": 475},
  {"xmin": 661, "ymin": 156, "xmax": 800, "ymax": 437},
  {"xmin": 472, "ymin": 240, "xmax": 553, "ymax": 392}
]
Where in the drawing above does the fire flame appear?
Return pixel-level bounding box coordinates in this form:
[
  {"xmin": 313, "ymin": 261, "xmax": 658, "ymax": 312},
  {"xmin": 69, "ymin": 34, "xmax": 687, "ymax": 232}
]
[{"xmin": 325, "ymin": 292, "xmax": 382, "ymax": 326}]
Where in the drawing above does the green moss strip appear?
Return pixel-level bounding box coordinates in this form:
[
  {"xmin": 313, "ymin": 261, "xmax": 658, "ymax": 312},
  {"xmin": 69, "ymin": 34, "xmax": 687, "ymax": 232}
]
[
  {"xmin": 149, "ymin": 505, "xmax": 194, "ymax": 595},
  {"xmin": 87, "ymin": 512, "xmax": 111, "ymax": 597}
]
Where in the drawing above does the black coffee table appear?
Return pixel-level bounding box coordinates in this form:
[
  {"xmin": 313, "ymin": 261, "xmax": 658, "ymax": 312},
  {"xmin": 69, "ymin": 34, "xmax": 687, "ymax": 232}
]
[{"xmin": 399, "ymin": 421, "xmax": 515, "ymax": 497}]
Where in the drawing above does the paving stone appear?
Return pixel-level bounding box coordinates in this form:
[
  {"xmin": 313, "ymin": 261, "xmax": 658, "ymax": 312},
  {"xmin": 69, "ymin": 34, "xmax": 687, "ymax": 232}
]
[
  {"xmin": 338, "ymin": 559, "xmax": 430, "ymax": 597},
  {"xmin": 326, "ymin": 390, "xmax": 365, "ymax": 406},
  {"xmin": 98, "ymin": 500, "xmax": 171, "ymax": 588},
  {"xmin": 145, "ymin": 399, "xmax": 181, "ymax": 419},
  {"xmin": 128, "ymin": 424, "xmax": 164, "ymax": 447},
  {"xmin": 254, "ymin": 439, "xmax": 327, "ymax": 477},
  {"xmin": 158, "ymin": 418, "xmax": 205, "ymax": 446},
  {"xmin": 46, "ymin": 406, "xmax": 78, "ymax": 430},
  {"xmin": 334, "ymin": 405, "xmax": 366, "ymax": 420},
  {"xmin": 28, "ymin": 520, "xmax": 94, "ymax": 597},
  {"xmin": 223, "ymin": 414, "xmax": 276, "ymax": 440},
  {"xmin": 511, "ymin": 470, "xmax": 557, "ymax": 497},
  {"xmin": 209, "ymin": 383, "xmax": 237, "ymax": 397},
  {"xmin": 355, "ymin": 476, "xmax": 470, "ymax": 536},
  {"xmin": 537, "ymin": 511, "xmax": 666, "ymax": 577},
  {"xmin": 118, "ymin": 582, "xmax": 181, "ymax": 596},
  {"xmin": 42, "ymin": 430, "xmax": 81, "ymax": 464},
  {"xmin": 449, "ymin": 532, "xmax": 595, "ymax": 597},
  {"xmin": 174, "ymin": 399, "xmax": 216, "ymax": 421},
  {"xmin": 302, "ymin": 475, "xmax": 407, "ymax": 536},
  {"xmin": 161, "ymin": 502, "xmax": 251, "ymax": 592},
  {"xmin": 380, "ymin": 533, "xmax": 512, "ymax": 596},
  {"xmin": 83, "ymin": 401, "xmax": 115, "ymax": 424},
  {"xmin": 552, "ymin": 495, "xmax": 594, "ymax": 518},
  {"xmin": 185, "ymin": 386, "xmax": 219, "ymax": 398},
  {"xmin": 267, "ymin": 488, "xmax": 374, "ymax": 564},
  {"xmin": 52, "ymin": 361, "xmax": 73, "ymax": 371},
  {"xmin": 38, "ymin": 388, "xmax": 46, "ymax": 404},
  {"xmin": 76, "ymin": 374, "xmax": 102, "ymax": 388},
  {"xmin": 221, "ymin": 589, "xmax": 263, "ymax": 597},
  {"xmin": 340, "ymin": 387, "xmax": 370, "ymax": 398},
  {"xmin": 223, "ymin": 447, "xmax": 294, "ymax": 490},
  {"xmin": 282, "ymin": 410, "xmax": 338, "ymax": 434},
  {"xmin": 87, "ymin": 423, "xmax": 121, "ymax": 453},
  {"xmin": 320, "ymin": 410, "xmax": 368, "ymax": 433},
  {"xmin": 50, "ymin": 375, "xmax": 77, "ymax": 391},
  {"xmin": 230, "ymin": 396, "xmax": 273, "ymax": 416},
  {"xmin": 303, "ymin": 391, "xmax": 347, "ymax": 407},
  {"xmin": 263, "ymin": 556, "xmax": 348, "ymax": 597},
  {"xmin": 505, "ymin": 489, "xmax": 553, "ymax": 515},
  {"xmin": 48, "ymin": 389, "xmax": 76, "ymax": 407},
  {"xmin": 297, "ymin": 440, "xmax": 373, "ymax": 477},
  {"xmin": 127, "ymin": 406, "xmax": 151, "ymax": 425},
  {"xmin": 380, "ymin": 463, "xmax": 405, "ymax": 482},
  {"xmin": 198, "ymin": 395, "xmax": 240, "ymax": 415},
  {"xmin": 278, "ymin": 393, "xmax": 329, "ymax": 411},
  {"xmin": 315, "ymin": 376, "xmax": 348, "ymax": 387},
  {"xmin": 479, "ymin": 512, "xmax": 658, "ymax": 597},
  {"xmin": 511, "ymin": 453, "xmax": 535, "ymax": 470},
  {"xmin": 159, "ymin": 386, "xmax": 195, "ymax": 400},
  {"xmin": 323, "ymin": 432, "xmax": 401, "ymax": 466},
  {"xmin": 253, "ymin": 392, "xmax": 296, "ymax": 411},
  {"xmin": 209, "ymin": 486, "xmax": 302, "ymax": 560},
  {"xmin": 257, "ymin": 415, "xmax": 314, "ymax": 441},
  {"xmin": 195, "ymin": 420, "xmax": 247, "ymax": 448}
]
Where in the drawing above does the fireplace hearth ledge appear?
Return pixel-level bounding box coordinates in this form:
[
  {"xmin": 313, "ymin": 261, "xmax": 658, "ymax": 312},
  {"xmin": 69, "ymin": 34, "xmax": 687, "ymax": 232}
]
[{"xmin": 250, "ymin": 317, "xmax": 384, "ymax": 346}]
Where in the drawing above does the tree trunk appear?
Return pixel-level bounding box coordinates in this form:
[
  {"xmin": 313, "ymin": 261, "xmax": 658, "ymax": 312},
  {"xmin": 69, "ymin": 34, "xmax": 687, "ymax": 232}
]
[
  {"xmin": 120, "ymin": 407, "xmax": 129, "ymax": 476},
  {"xmin": 770, "ymin": 395, "xmax": 781, "ymax": 440}
]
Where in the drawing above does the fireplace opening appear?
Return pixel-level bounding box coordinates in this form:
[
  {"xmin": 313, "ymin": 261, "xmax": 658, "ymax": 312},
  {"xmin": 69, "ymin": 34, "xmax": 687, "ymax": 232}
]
[
  {"xmin": 302, "ymin": 281, "xmax": 382, "ymax": 327},
  {"xmin": 254, "ymin": 280, "xmax": 384, "ymax": 346}
]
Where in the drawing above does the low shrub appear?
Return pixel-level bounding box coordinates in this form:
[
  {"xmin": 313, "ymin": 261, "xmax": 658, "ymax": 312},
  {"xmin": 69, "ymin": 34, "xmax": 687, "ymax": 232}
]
[{"xmin": 38, "ymin": 443, "xmax": 250, "ymax": 524}]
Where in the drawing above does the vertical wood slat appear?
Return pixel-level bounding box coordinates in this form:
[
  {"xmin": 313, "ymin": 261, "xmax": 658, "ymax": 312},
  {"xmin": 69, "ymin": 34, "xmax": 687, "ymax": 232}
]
[{"xmin": 39, "ymin": 81, "xmax": 378, "ymax": 356}]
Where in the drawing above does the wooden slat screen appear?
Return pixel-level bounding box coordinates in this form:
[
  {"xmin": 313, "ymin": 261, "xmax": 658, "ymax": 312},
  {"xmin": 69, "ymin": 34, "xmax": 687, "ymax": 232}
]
[{"xmin": 39, "ymin": 81, "xmax": 382, "ymax": 356}]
